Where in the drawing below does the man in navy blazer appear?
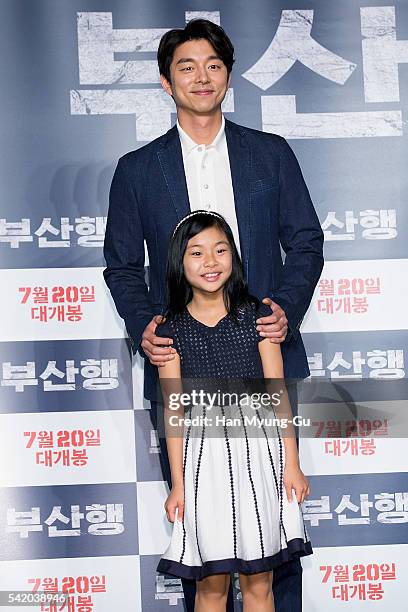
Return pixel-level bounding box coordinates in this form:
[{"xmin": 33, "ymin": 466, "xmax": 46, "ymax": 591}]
[{"xmin": 104, "ymin": 18, "xmax": 323, "ymax": 612}]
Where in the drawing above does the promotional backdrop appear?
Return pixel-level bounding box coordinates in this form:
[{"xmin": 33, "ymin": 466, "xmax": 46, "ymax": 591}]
[{"xmin": 1, "ymin": 1, "xmax": 408, "ymax": 610}]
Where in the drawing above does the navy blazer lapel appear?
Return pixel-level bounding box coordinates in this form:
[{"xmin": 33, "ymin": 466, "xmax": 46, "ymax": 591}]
[
  {"xmin": 157, "ymin": 126, "xmax": 190, "ymax": 219},
  {"xmin": 225, "ymin": 119, "xmax": 251, "ymax": 278}
]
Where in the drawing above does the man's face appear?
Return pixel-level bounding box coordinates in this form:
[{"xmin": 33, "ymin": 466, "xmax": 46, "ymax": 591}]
[{"xmin": 160, "ymin": 38, "xmax": 230, "ymax": 116}]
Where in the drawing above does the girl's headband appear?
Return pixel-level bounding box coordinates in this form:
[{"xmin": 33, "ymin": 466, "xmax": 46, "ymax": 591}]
[{"xmin": 172, "ymin": 210, "xmax": 224, "ymax": 237}]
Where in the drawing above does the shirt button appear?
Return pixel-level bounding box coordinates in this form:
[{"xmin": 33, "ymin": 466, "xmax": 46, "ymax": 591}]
[
  {"xmin": 197, "ymin": 146, "xmax": 203, "ymax": 152},
  {"xmin": 203, "ymin": 184, "xmax": 209, "ymax": 189}
]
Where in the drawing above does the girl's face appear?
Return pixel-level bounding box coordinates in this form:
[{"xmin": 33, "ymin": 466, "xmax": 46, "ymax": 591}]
[{"xmin": 183, "ymin": 225, "xmax": 233, "ymax": 296}]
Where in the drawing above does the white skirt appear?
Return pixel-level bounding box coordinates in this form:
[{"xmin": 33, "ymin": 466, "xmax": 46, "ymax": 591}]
[{"xmin": 157, "ymin": 401, "xmax": 313, "ymax": 580}]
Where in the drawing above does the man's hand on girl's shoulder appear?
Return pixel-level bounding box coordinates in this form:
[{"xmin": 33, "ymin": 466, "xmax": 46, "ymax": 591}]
[{"xmin": 141, "ymin": 315, "xmax": 177, "ymax": 367}]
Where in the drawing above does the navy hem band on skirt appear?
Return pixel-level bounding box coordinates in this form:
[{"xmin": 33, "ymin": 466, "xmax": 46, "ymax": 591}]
[{"xmin": 157, "ymin": 538, "xmax": 313, "ymax": 581}]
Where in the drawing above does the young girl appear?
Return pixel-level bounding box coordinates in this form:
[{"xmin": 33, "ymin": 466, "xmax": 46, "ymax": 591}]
[{"xmin": 156, "ymin": 210, "xmax": 312, "ymax": 611}]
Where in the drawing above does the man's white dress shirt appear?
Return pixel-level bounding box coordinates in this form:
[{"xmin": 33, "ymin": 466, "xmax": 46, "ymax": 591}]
[{"xmin": 176, "ymin": 115, "xmax": 241, "ymax": 256}]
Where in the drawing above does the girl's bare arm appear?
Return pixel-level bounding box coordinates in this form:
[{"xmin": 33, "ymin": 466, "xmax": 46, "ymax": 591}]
[
  {"xmin": 158, "ymin": 354, "xmax": 185, "ymax": 486},
  {"xmin": 258, "ymin": 339, "xmax": 299, "ymax": 468}
]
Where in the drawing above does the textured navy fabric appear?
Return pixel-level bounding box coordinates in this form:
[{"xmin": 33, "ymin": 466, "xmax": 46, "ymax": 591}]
[{"xmin": 155, "ymin": 301, "xmax": 271, "ymax": 378}]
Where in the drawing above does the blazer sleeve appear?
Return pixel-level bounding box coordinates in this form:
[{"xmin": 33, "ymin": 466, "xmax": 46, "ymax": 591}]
[
  {"xmin": 103, "ymin": 157, "xmax": 155, "ymax": 355},
  {"xmin": 273, "ymin": 137, "xmax": 324, "ymax": 341}
]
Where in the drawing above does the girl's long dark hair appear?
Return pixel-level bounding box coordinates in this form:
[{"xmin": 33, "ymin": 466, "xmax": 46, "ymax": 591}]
[{"xmin": 163, "ymin": 211, "xmax": 259, "ymax": 321}]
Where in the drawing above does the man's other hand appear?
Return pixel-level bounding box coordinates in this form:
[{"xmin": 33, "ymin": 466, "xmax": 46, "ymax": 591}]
[{"xmin": 255, "ymin": 297, "xmax": 288, "ymax": 343}]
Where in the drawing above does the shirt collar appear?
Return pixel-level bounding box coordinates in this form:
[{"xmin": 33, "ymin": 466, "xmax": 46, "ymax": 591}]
[{"xmin": 177, "ymin": 115, "xmax": 226, "ymax": 157}]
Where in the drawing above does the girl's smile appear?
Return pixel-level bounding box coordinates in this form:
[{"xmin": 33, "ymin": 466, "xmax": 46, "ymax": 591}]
[
  {"xmin": 183, "ymin": 226, "xmax": 233, "ymax": 295},
  {"xmin": 201, "ymin": 271, "xmax": 222, "ymax": 281}
]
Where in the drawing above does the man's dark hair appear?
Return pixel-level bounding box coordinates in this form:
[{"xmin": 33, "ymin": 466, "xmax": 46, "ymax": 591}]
[
  {"xmin": 162, "ymin": 211, "xmax": 258, "ymax": 322},
  {"xmin": 157, "ymin": 18, "xmax": 235, "ymax": 83}
]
